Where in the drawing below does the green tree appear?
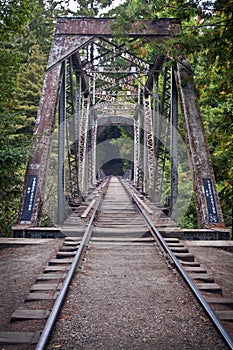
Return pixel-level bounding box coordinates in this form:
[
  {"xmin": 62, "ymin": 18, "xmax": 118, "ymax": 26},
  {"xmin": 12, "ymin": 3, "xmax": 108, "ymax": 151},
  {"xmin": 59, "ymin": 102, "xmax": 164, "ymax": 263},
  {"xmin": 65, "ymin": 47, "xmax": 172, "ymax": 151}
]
[
  {"xmin": 14, "ymin": 44, "xmax": 46, "ymax": 134},
  {"xmin": 0, "ymin": 0, "xmax": 73, "ymax": 235},
  {"xmin": 0, "ymin": 1, "xmax": 35, "ymax": 235},
  {"xmin": 29, "ymin": 0, "xmax": 72, "ymax": 56}
]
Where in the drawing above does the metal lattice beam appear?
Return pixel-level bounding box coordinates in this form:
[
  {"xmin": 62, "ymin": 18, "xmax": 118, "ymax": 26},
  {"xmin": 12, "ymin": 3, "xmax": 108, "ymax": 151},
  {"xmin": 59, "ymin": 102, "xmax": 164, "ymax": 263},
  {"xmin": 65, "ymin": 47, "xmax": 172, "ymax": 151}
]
[
  {"xmin": 153, "ymin": 66, "xmax": 171, "ymax": 202},
  {"xmin": 65, "ymin": 59, "xmax": 80, "ymax": 201},
  {"xmin": 133, "ymin": 112, "xmax": 142, "ymax": 188},
  {"xmin": 143, "ymin": 95, "xmax": 155, "ymax": 196},
  {"xmin": 78, "ymin": 96, "xmax": 90, "ymax": 196}
]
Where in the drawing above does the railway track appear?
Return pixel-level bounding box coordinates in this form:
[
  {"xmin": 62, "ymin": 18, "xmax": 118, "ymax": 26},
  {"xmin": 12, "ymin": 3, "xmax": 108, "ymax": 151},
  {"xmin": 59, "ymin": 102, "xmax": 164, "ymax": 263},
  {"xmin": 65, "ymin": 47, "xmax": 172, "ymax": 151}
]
[{"xmin": 0, "ymin": 176, "xmax": 232, "ymax": 349}]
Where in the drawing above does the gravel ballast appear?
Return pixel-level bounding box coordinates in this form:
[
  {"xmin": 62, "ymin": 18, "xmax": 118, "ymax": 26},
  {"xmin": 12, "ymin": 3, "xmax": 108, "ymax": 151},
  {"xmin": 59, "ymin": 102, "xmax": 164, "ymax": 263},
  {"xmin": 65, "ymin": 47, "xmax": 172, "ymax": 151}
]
[
  {"xmin": 0, "ymin": 239, "xmax": 63, "ymax": 350},
  {"xmin": 47, "ymin": 241, "xmax": 228, "ymax": 350}
]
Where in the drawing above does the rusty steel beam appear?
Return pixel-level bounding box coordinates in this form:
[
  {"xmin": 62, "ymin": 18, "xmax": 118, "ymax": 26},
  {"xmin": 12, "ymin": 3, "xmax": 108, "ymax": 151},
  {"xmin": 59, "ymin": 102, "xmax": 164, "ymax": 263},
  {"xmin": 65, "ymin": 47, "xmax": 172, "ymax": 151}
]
[
  {"xmin": 55, "ymin": 17, "xmax": 181, "ymax": 37},
  {"xmin": 143, "ymin": 95, "xmax": 155, "ymax": 196},
  {"xmin": 17, "ymin": 64, "xmax": 62, "ymax": 225},
  {"xmin": 47, "ymin": 36, "xmax": 94, "ymax": 70},
  {"xmin": 170, "ymin": 68, "xmax": 179, "ymax": 221},
  {"xmin": 154, "ymin": 65, "xmax": 171, "ymax": 203},
  {"xmin": 97, "ymin": 116, "xmax": 134, "ymax": 127},
  {"xmin": 175, "ymin": 60, "xmax": 224, "ymax": 229}
]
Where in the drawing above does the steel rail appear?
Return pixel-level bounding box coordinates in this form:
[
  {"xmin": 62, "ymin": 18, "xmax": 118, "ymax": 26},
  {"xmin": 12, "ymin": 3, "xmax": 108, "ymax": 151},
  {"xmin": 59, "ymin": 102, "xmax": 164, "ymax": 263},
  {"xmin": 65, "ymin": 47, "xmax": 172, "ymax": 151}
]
[
  {"xmin": 120, "ymin": 179, "xmax": 233, "ymax": 350},
  {"xmin": 35, "ymin": 180, "xmax": 108, "ymax": 350}
]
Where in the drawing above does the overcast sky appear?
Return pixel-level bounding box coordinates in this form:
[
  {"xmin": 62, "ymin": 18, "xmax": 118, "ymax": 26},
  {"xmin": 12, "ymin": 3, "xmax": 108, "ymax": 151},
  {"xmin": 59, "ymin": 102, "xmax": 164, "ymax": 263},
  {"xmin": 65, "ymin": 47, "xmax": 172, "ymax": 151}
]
[{"xmin": 68, "ymin": 0, "xmax": 125, "ymax": 14}]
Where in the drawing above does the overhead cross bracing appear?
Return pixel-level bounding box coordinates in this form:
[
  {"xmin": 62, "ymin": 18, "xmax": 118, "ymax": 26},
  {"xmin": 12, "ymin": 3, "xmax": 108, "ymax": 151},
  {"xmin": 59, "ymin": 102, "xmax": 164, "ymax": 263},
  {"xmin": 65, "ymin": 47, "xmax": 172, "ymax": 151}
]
[{"xmin": 16, "ymin": 17, "xmax": 226, "ymax": 231}]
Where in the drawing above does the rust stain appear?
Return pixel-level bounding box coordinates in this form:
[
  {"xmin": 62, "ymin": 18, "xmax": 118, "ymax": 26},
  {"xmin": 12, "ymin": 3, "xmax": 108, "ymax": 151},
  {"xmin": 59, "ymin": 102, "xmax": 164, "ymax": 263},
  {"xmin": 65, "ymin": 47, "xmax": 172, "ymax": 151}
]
[{"xmin": 55, "ymin": 17, "xmax": 181, "ymax": 37}]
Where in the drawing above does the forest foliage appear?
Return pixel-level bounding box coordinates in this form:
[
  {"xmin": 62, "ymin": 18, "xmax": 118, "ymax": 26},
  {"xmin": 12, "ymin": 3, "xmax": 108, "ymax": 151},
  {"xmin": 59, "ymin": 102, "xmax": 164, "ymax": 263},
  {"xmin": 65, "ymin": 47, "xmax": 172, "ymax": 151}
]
[{"xmin": 0, "ymin": 0, "xmax": 232, "ymax": 235}]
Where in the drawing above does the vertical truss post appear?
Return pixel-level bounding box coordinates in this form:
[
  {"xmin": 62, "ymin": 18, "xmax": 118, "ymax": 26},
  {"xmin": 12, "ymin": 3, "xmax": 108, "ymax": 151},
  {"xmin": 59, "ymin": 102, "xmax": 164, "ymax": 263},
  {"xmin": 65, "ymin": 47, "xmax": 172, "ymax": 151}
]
[
  {"xmin": 143, "ymin": 103, "xmax": 148, "ymax": 193},
  {"xmin": 133, "ymin": 109, "xmax": 141, "ymax": 188},
  {"xmin": 152, "ymin": 75, "xmax": 159, "ymax": 143},
  {"xmin": 72, "ymin": 60, "xmax": 82, "ymax": 199},
  {"xmin": 175, "ymin": 59, "xmax": 224, "ymax": 228},
  {"xmin": 170, "ymin": 68, "xmax": 179, "ymax": 221},
  {"xmin": 138, "ymin": 109, "xmax": 144, "ymax": 189},
  {"xmin": 58, "ymin": 62, "xmax": 66, "ymax": 224},
  {"xmin": 78, "ymin": 95, "xmax": 90, "ymax": 197},
  {"xmin": 152, "ymin": 75, "xmax": 159, "ymax": 201},
  {"xmin": 75, "ymin": 74, "xmax": 82, "ymax": 196},
  {"xmin": 87, "ymin": 107, "xmax": 93, "ymax": 190},
  {"xmin": 154, "ymin": 66, "xmax": 171, "ymax": 203},
  {"xmin": 133, "ymin": 118, "xmax": 138, "ymax": 186},
  {"xmin": 76, "ymin": 75, "xmax": 82, "ymax": 151},
  {"xmin": 91, "ymin": 113, "xmax": 97, "ymax": 186},
  {"xmin": 17, "ymin": 63, "xmax": 62, "ymax": 225},
  {"xmin": 66, "ymin": 58, "xmax": 75, "ymax": 198},
  {"xmin": 66, "ymin": 59, "xmax": 73, "ymax": 197},
  {"xmin": 143, "ymin": 94, "xmax": 155, "ymax": 197},
  {"xmin": 134, "ymin": 80, "xmax": 143, "ymax": 189},
  {"xmin": 66, "ymin": 58, "xmax": 81, "ymax": 201},
  {"xmin": 87, "ymin": 73, "xmax": 96, "ymax": 189}
]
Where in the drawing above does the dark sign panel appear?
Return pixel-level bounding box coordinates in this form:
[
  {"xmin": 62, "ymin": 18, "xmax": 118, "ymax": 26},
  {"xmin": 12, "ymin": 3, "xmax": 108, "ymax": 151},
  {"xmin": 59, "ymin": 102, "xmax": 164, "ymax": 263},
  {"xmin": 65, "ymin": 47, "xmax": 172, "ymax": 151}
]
[
  {"xmin": 203, "ymin": 177, "xmax": 219, "ymax": 223},
  {"xmin": 20, "ymin": 175, "xmax": 38, "ymax": 223}
]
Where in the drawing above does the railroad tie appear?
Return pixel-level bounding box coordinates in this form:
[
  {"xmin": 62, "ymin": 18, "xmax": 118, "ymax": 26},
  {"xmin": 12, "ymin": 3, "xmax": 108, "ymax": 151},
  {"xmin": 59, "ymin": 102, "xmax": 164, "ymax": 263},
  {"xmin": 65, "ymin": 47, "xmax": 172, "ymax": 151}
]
[
  {"xmin": 25, "ymin": 291, "xmax": 59, "ymax": 301},
  {"xmin": 189, "ymin": 274, "xmax": 215, "ymax": 283},
  {"xmin": 174, "ymin": 252, "xmax": 194, "ymax": 262},
  {"xmin": 207, "ymin": 297, "xmax": 233, "ymax": 305},
  {"xmin": 0, "ymin": 331, "xmax": 40, "ymax": 345},
  {"xmin": 30, "ymin": 283, "xmax": 62, "ymax": 292},
  {"xmin": 184, "ymin": 266, "xmax": 207, "ymax": 274},
  {"xmin": 215, "ymin": 311, "xmax": 233, "ymax": 321},
  {"xmin": 195, "ymin": 282, "xmax": 222, "ymax": 294},
  {"xmin": 10, "ymin": 309, "xmax": 49, "ymax": 322},
  {"xmin": 180, "ymin": 261, "xmax": 201, "ymax": 267}
]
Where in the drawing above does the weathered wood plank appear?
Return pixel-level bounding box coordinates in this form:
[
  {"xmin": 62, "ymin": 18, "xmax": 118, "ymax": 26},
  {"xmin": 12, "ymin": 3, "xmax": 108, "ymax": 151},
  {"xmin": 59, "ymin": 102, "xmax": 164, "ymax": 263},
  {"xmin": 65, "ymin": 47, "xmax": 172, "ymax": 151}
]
[
  {"xmin": 207, "ymin": 297, "xmax": 233, "ymax": 305},
  {"xmin": 0, "ymin": 331, "xmax": 40, "ymax": 344},
  {"xmin": 26, "ymin": 292, "xmax": 58, "ymax": 301},
  {"xmin": 174, "ymin": 253, "xmax": 194, "ymax": 262},
  {"xmin": 196, "ymin": 283, "xmax": 222, "ymax": 294},
  {"xmin": 49, "ymin": 259, "xmax": 72, "ymax": 265},
  {"xmin": 36, "ymin": 273, "xmax": 65, "ymax": 281},
  {"xmin": 184, "ymin": 266, "xmax": 207, "ymax": 273},
  {"xmin": 215, "ymin": 311, "xmax": 233, "ymax": 321},
  {"xmin": 190, "ymin": 274, "xmax": 215, "ymax": 283},
  {"xmin": 30, "ymin": 283, "xmax": 61, "ymax": 291},
  {"xmin": 10, "ymin": 309, "xmax": 49, "ymax": 322}
]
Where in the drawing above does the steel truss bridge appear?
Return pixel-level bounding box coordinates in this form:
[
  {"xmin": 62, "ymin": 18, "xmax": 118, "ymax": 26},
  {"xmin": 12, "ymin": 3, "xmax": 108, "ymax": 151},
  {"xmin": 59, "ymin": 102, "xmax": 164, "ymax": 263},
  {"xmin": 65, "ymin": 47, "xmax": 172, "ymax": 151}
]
[{"xmin": 16, "ymin": 17, "xmax": 226, "ymax": 231}]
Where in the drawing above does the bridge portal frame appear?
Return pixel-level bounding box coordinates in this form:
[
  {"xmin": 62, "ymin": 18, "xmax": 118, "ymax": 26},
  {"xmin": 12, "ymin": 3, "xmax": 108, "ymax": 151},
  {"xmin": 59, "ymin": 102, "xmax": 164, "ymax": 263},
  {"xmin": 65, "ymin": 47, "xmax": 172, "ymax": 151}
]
[{"xmin": 16, "ymin": 17, "xmax": 225, "ymax": 230}]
